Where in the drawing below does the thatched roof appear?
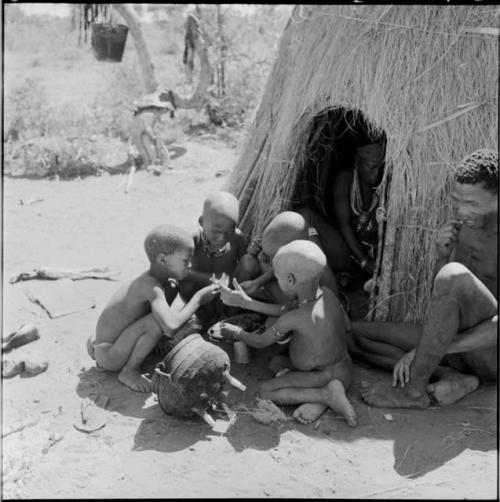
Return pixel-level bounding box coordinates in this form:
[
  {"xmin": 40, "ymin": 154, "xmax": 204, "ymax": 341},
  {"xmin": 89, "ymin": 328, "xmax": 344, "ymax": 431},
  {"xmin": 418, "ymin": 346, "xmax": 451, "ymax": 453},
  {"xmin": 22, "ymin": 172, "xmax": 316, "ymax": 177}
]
[{"xmin": 225, "ymin": 5, "xmax": 498, "ymax": 322}]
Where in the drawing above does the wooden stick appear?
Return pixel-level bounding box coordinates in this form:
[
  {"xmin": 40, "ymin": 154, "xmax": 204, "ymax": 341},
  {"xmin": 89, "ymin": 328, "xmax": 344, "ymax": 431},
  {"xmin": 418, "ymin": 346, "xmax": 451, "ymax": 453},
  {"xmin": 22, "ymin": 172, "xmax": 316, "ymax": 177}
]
[
  {"xmin": 223, "ymin": 371, "xmax": 246, "ymax": 392},
  {"xmin": 192, "ymin": 407, "xmax": 216, "ymax": 428},
  {"xmin": 125, "ymin": 163, "xmax": 136, "ymax": 193}
]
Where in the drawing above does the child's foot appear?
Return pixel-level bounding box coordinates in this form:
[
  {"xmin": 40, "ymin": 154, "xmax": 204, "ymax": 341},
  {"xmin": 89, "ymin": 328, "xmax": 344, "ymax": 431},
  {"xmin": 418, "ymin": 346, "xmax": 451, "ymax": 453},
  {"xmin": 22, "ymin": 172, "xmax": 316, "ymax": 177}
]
[
  {"xmin": 118, "ymin": 368, "xmax": 152, "ymax": 393},
  {"xmin": 293, "ymin": 403, "xmax": 327, "ymax": 424},
  {"xmin": 427, "ymin": 373, "xmax": 479, "ymax": 406},
  {"xmin": 323, "ymin": 380, "xmax": 358, "ymax": 427},
  {"xmin": 361, "ymin": 382, "xmax": 429, "ymax": 409}
]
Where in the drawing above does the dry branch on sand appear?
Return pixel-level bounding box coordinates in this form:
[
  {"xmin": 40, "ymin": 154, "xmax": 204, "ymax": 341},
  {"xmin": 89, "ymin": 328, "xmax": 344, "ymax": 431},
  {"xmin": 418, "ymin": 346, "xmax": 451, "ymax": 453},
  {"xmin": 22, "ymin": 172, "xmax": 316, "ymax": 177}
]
[{"xmin": 225, "ymin": 5, "xmax": 498, "ymax": 323}]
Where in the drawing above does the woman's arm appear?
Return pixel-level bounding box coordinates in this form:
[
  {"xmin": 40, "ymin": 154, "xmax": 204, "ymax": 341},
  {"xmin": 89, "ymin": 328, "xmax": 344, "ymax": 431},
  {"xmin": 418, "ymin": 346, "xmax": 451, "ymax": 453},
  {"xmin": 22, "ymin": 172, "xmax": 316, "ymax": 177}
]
[{"xmin": 333, "ymin": 171, "xmax": 371, "ymax": 267}]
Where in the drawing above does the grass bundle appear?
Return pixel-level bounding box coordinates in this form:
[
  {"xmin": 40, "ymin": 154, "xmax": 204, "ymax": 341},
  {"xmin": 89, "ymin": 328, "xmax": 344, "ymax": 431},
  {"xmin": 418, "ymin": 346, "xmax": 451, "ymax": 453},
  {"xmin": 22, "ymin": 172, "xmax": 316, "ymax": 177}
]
[{"xmin": 225, "ymin": 5, "xmax": 498, "ymax": 322}]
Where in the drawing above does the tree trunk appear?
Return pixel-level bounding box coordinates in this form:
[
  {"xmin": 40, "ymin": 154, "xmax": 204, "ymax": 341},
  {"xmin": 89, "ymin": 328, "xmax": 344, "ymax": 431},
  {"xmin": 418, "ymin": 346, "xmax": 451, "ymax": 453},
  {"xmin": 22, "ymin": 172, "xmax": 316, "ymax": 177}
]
[
  {"xmin": 216, "ymin": 4, "xmax": 227, "ymax": 97},
  {"xmin": 112, "ymin": 3, "xmax": 158, "ymax": 94},
  {"xmin": 112, "ymin": 4, "xmax": 212, "ymax": 111}
]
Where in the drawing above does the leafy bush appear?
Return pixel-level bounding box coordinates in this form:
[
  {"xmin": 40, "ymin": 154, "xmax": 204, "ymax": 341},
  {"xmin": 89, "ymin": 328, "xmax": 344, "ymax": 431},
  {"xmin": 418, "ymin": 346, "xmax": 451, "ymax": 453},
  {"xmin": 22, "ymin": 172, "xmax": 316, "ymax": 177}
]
[{"xmin": 4, "ymin": 79, "xmax": 51, "ymax": 141}]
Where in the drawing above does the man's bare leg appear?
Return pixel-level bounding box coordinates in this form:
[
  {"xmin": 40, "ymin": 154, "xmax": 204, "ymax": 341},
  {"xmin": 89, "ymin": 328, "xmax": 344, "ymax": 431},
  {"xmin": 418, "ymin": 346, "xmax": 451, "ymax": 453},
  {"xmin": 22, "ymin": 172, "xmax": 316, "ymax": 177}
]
[
  {"xmin": 426, "ymin": 367, "xmax": 480, "ymax": 406},
  {"xmin": 362, "ymin": 263, "xmax": 497, "ymax": 408}
]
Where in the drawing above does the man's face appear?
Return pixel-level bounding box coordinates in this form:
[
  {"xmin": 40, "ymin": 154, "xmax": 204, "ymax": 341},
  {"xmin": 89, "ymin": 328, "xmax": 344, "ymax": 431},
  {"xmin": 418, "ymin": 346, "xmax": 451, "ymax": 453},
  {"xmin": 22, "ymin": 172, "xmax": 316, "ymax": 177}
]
[
  {"xmin": 202, "ymin": 212, "xmax": 236, "ymax": 248},
  {"xmin": 163, "ymin": 247, "xmax": 193, "ymax": 280},
  {"xmin": 355, "ymin": 144, "xmax": 384, "ymax": 186},
  {"xmin": 452, "ymin": 182, "xmax": 497, "ymax": 229}
]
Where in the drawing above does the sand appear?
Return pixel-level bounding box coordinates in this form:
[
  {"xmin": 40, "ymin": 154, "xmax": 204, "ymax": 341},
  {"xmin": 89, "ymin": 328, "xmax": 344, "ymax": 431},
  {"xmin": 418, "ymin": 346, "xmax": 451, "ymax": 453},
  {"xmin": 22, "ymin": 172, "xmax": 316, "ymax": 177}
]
[{"xmin": 2, "ymin": 137, "xmax": 497, "ymax": 499}]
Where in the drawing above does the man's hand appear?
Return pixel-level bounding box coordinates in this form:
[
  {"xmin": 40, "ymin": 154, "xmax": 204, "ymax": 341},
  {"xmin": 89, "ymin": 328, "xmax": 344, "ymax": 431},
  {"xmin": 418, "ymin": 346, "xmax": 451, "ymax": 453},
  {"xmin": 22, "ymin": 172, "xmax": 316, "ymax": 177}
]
[
  {"xmin": 392, "ymin": 348, "xmax": 416, "ymax": 388},
  {"xmin": 196, "ymin": 283, "xmax": 221, "ymax": 305},
  {"xmin": 436, "ymin": 220, "xmax": 461, "ymax": 258},
  {"xmin": 220, "ymin": 278, "xmax": 252, "ymax": 307}
]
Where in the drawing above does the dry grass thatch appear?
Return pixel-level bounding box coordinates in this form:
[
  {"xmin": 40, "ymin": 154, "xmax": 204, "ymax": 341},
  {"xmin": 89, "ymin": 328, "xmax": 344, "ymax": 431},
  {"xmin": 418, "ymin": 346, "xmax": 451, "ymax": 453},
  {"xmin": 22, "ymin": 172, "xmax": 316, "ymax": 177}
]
[{"xmin": 225, "ymin": 5, "xmax": 498, "ymax": 322}]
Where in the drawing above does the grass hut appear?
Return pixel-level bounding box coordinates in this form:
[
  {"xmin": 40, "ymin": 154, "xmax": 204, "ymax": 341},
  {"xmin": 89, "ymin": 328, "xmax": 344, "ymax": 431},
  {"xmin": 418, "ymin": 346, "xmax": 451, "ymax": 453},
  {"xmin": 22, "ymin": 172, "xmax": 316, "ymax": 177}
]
[{"xmin": 225, "ymin": 5, "xmax": 498, "ymax": 323}]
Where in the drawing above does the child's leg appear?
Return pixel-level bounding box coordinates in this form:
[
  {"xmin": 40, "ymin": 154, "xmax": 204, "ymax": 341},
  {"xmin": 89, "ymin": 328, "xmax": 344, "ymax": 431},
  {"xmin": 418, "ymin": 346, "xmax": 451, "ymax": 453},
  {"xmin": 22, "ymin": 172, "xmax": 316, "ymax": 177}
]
[
  {"xmin": 269, "ymin": 355, "xmax": 293, "ymax": 376},
  {"xmin": 261, "ymin": 357, "xmax": 356, "ymax": 426},
  {"xmin": 95, "ymin": 313, "xmax": 163, "ymax": 392},
  {"xmin": 260, "ymin": 366, "xmax": 334, "ymax": 392},
  {"xmin": 262, "ymin": 380, "xmax": 357, "ymax": 427},
  {"xmin": 234, "ymin": 254, "xmax": 260, "ymax": 283}
]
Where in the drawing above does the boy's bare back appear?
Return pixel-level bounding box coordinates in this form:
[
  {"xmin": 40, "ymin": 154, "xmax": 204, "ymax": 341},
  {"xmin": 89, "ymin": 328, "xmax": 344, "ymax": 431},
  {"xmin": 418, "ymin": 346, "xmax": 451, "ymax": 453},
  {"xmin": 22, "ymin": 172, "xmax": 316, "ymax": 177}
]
[{"xmin": 284, "ymin": 287, "xmax": 348, "ymax": 371}]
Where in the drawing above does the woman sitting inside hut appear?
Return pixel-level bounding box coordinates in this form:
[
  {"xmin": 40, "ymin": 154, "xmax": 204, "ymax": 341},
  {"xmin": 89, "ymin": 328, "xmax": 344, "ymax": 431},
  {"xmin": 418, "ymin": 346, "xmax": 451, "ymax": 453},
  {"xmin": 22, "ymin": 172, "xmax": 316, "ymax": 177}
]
[{"xmin": 300, "ymin": 136, "xmax": 386, "ymax": 278}]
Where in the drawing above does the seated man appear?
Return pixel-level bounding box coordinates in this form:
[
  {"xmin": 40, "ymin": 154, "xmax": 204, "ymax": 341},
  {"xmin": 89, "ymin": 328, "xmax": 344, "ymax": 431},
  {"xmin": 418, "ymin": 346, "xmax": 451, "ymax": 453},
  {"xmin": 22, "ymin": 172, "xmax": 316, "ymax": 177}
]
[
  {"xmin": 352, "ymin": 149, "xmax": 498, "ymax": 408},
  {"xmin": 236, "ymin": 211, "xmax": 339, "ymax": 303},
  {"xmin": 218, "ymin": 240, "xmax": 357, "ymax": 426},
  {"xmin": 179, "ymin": 191, "xmax": 247, "ymax": 322},
  {"xmin": 88, "ymin": 224, "xmax": 220, "ymax": 392}
]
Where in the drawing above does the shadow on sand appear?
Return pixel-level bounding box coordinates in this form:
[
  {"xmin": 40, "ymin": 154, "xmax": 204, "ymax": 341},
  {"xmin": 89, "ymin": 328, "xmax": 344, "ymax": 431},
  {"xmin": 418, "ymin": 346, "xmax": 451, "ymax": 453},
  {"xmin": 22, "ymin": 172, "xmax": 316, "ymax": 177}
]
[{"xmin": 76, "ymin": 343, "xmax": 496, "ymax": 476}]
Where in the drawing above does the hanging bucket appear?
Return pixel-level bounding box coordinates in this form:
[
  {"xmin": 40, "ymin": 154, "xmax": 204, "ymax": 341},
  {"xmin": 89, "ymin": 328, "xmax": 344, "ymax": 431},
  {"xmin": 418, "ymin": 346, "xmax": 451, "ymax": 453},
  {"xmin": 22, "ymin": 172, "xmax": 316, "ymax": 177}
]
[{"xmin": 91, "ymin": 23, "xmax": 129, "ymax": 62}]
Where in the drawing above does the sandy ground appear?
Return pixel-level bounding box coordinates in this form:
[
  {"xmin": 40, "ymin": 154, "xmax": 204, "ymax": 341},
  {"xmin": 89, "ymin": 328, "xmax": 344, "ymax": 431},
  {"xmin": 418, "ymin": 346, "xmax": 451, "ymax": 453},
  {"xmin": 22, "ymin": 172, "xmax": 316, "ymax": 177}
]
[{"xmin": 2, "ymin": 137, "xmax": 498, "ymax": 499}]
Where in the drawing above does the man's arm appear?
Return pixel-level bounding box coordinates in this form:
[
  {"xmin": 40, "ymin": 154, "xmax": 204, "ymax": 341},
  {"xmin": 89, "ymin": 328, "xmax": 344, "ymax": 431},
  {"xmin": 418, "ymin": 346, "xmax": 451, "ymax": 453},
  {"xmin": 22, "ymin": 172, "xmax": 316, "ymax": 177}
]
[{"xmin": 446, "ymin": 315, "xmax": 498, "ymax": 353}]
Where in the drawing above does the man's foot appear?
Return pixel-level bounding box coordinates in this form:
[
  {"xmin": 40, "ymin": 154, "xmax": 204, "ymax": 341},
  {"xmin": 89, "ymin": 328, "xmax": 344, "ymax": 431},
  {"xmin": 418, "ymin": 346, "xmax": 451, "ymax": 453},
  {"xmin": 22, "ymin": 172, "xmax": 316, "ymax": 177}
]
[
  {"xmin": 118, "ymin": 368, "xmax": 152, "ymax": 392},
  {"xmin": 323, "ymin": 380, "xmax": 357, "ymax": 427},
  {"xmin": 427, "ymin": 373, "xmax": 479, "ymax": 406},
  {"xmin": 293, "ymin": 403, "xmax": 327, "ymax": 424},
  {"xmin": 361, "ymin": 383, "xmax": 429, "ymax": 409}
]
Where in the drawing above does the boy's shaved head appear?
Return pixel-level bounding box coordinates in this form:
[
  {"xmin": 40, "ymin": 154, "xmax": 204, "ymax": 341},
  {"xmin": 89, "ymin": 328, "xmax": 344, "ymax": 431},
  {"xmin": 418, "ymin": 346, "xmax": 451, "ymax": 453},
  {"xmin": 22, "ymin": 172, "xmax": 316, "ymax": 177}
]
[
  {"xmin": 273, "ymin": 240, "xmax": 326, "ymax": 283},
  {"xmin": 202, "ymin": 191, "xmax": 239, "ymax": 223},
  {"xmin": 144, "ymin": 224, "xmax": 193, "ymax": 263},
  {"xmin": 262, "ymin": 211, "xmax": 309, "ymax": 257}
]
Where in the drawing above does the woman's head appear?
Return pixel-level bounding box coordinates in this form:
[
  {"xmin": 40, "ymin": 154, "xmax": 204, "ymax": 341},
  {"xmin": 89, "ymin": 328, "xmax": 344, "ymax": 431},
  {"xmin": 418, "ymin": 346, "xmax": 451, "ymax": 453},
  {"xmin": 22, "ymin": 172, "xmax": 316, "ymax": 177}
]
[{"xmin": 354, "ymin": 142, "xmax": 385, "ymax": 186}]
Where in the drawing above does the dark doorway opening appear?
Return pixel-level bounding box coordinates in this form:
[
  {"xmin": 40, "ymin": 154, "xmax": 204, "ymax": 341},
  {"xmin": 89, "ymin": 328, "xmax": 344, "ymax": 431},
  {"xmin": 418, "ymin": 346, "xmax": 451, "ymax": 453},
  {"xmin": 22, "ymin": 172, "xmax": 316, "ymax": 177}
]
[{"xmin": 291, "ymin": 106, "xmax": 388, "ymax": 319}]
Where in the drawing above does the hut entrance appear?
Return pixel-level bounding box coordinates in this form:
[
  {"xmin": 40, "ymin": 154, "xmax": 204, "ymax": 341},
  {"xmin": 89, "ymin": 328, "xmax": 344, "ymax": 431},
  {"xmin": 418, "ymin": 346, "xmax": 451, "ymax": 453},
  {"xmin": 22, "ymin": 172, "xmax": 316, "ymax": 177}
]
[{"xmin": 291, "ymin": 107, "xmax": 387, "ymax": 319}]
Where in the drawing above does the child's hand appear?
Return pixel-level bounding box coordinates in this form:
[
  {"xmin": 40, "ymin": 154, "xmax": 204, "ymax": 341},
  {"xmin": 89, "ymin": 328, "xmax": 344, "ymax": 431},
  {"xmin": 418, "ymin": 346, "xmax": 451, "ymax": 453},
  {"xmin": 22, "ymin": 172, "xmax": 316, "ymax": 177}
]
[
  {"xmin": 197, "ymin": 283, "xmax": 221, "ymax": 305},
  {"xmin": 210, "ymin": 272, "xmax": 230, "ymax": 288},
  {"xmin": 239, "ymin": 279, "xmax": 260, "ymax": 296},
  {"xmin": 220, "ymin": 279, "xmax": 251, "ymax": 307},
  {"xmin": 392, "ymin": 348, "xmax": 416, "ymax": 388}
]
